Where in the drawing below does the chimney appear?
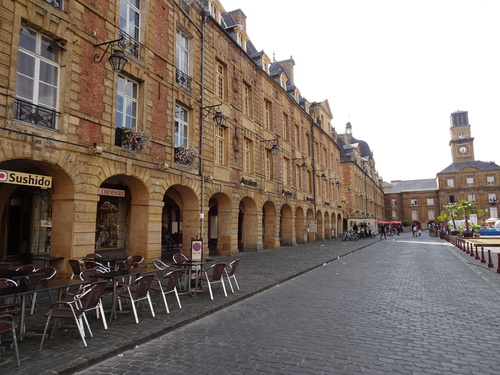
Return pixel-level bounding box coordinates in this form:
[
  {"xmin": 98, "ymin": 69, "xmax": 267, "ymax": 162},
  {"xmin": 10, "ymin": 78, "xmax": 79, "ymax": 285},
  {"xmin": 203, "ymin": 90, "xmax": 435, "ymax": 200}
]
[
  {"xmin": 277, "ymin": 56, "xmax": 295, "ymax": 84},
  {"xmin": 228, "ymin": 9, "xmax": 247, "ymax": 31}
]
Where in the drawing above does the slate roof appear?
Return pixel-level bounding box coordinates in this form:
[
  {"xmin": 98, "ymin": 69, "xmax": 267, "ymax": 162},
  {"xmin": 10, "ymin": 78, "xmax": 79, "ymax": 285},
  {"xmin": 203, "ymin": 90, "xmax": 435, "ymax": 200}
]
[
  {"xmin": 438, "ymin": 160, "xmax": 500, "ymax": 174},
  {"xmin": 385, "ymin": 179, "xmax": 438, "ymax": 193}
]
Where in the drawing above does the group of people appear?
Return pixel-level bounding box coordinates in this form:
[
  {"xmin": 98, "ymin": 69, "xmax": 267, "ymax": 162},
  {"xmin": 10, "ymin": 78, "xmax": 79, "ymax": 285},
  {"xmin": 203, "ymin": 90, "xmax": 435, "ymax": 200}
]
[
  {"xmin": 352, "ymin": 222, "xmax": 373, "ymax": 239},
  {"xmin": 379, "ymin": 223, "xmax": 403, "ymax": 239},
  {"xmin": 411, "ymin": 224, "xmax": 422, "ymax": 237}
]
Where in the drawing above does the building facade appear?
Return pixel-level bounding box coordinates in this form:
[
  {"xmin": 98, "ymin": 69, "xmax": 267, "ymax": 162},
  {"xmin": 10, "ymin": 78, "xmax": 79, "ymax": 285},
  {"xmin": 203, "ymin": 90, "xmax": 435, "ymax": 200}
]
[
  {"xmin": 337, "ymin": 122, "xmax": 385, "ymax": 231},
  {"xmin": 1, "ymin": 0, "xmax": 385, "ymax": 272},
  {"xmin": 384, "ymin": 111, "xmax": 500, "ymax": 228}
]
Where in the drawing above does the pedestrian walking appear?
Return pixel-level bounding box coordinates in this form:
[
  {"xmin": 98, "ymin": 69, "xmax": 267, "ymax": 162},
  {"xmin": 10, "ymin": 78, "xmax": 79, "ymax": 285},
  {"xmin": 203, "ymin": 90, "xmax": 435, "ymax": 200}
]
[{"xmin": 379, "ymin": 225, "xmax": 386, "ymax": 239}]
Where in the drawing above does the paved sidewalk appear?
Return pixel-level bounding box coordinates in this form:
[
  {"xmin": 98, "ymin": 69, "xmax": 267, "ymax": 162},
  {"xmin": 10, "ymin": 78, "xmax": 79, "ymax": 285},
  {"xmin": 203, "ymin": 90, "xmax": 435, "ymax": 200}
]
[{"xmin": 1, "ymin": 235, "xmax": 378, "ymax": 374}]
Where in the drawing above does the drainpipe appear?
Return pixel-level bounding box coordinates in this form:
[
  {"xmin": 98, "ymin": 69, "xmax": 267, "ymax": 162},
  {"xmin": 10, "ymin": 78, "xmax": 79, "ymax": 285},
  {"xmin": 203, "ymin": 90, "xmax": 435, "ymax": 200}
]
[
  {"xmin": 199, "ymin": 12, "xmax": 207, "ymax": 242},
  {"xmin": 311, "ymin": 117, "xmax": 317, "ymax": 240}
]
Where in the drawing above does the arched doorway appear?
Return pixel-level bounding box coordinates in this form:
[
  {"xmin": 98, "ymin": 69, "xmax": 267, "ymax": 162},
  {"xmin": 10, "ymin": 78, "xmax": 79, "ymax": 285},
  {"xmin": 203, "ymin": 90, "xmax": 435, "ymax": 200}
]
[
  {"xmin": 162, "ymin": 185, "xmax": 200, "ymax": 256},
  {"xmin": 280, "ymin": 204, "xmax": 293, "ymax": 246},
  {"xmin": 262, "ymin": 201, "xmax": 277, "ymax": 248},
  {"xmin": 238, "ymin": 197, "xmax": 258, "ymax": 251},
  {"xmin": 96, "ymin": 175, "xmax": 149, "ymax": 259},
  {"xmin": 207, "ymin": 192, "xmax": 232, "ymax": 256},
  {"xmin": 0, "ymin": 160, "xmax": 74, "ymax": 263},
  {"xmin": 295, "ymin": 207, "xmax": 305, "ymax": 244}
]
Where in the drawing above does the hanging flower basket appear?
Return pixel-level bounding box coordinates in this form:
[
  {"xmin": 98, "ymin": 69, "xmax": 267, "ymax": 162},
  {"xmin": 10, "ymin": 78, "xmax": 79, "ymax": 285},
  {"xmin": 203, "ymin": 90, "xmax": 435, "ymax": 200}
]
[
  {"xmin": 119, "ymin": 127, "xmax": 151, "ymax": 151},
  {"xmin": 174, "ymin": 146, "xmax": 198, "ymax": 165}
]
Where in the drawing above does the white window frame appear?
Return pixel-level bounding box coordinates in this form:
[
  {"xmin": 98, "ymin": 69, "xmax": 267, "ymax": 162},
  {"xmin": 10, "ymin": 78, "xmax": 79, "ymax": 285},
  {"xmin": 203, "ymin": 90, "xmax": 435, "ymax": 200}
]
[
  {"xmin": 447, "ymin": 179, "xmax": 454, "ymax": 188},
  {"xmin": 391, "ymin": 199, "xmax": 397, "ymax": 206},
  {"xmin": 264, "ymin": 99, "xmax": 272, "ymax": 130},
  {"xmin": 120, "ymin": 0, "xmax": 141, "ymax": 41},
  {"xmin": 466, "ymin": 177, "xmax": 474, "ymax": 186},
  {"xmin": 176, "ymin": 30, "xmax": 189, "ymax": 74},
  {"xmin": 427, "ymin": 198, "xmax": 434, "ymax": 206},
  {"xmin": 468, "ymin": 194, "xmax": 476, "ymax": 202},
  {"xmin": 174, "ymin": 104, "xmax": 189, "ymax": 147},
  {"xmin": 215, "ymin": 126, "xmax": 225, "ymax": 165},
  {"xmin": 283, "ymin": 113, "xmax": 289, "ymax": 140},
  {"xmin": 283, "ymin": 158, "xmax": 290, "ymax": 186},
  {"xmin": 116, "ymin": 75, "xmax": 138, "ymax": 130},
  {"xmin": 265, "ymin": 150, "xmax": 273, "ymax": 180},
  {"xmin": 487, "ymin": 176, "xmax": 495, "ymax": 185},
  {"xmin": 16, "ymin": 27, "xmax": 60, "ymax": 112},
  {"xmin": 411, "ymin": 210, "xmax": 419, "ymax": 221},
  {"xmin": 490, "ymin": 207, "xmax": 498, "ymax": 218},
  {"xmin": 216, "ymin": 62, "xmax": 225, "ymax": 100},
  {"xmin": 243, "ymin": 138, "xmax": 253, "ymax": 174},
  {"xmin": 410, "ymin": 199, "xmax": 418, "ymax": 206},
  {"xmin": 428, "ymin": 209, "xmax": 435, "ymax": 220},
  {"xmin": 243, "ymin": 83, "xmax": 251, "ymax": 116},
  {"xmin": 392, "ymin": 210, "xmax": 397, "ymax": 218}
]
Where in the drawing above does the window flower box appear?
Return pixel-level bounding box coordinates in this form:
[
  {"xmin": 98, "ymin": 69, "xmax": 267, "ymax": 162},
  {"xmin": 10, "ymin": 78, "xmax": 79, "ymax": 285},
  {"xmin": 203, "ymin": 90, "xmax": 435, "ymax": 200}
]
[
  {"xmin": 174, "ymin": 146, "xmax": 198, "ymax": 165},
  {"xmin": 115, "ymin": 127, "xmax": 150, "ymax": 151}
]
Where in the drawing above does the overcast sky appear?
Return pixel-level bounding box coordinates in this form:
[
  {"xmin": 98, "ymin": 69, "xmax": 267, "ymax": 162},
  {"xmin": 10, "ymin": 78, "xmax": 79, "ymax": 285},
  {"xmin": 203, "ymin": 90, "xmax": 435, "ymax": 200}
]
[{"xmin": 219, "ymin": 0, "xmax": 500, "ymax": 182}]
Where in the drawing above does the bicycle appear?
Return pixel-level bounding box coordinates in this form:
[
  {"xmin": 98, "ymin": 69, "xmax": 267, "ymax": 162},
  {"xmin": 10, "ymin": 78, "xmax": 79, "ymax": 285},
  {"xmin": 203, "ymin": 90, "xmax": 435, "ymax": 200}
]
[{"xmin": 342, "ymin": 230, "xmax": 359, "ymax": 241}]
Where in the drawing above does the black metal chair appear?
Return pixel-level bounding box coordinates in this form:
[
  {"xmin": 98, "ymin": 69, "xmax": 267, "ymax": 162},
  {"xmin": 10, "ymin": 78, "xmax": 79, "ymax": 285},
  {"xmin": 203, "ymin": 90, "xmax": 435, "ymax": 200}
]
[
  {"xmin": 0, "ymin": 314, "xmax": 20, "ymax": 366},
  {"xmin": 39, "ymin": 284, "xmax": 99, "ymax": 351},
  {"xmin": 150, "ymin": 269, "xmax": 182, "ymax": 313},
  {"xmin": 117, "ymin": 273, "xmax": 155, "ymax": 323},
  {"xmin": 198, "ymin": 262, "xmax": 227, "ymax": 300}
]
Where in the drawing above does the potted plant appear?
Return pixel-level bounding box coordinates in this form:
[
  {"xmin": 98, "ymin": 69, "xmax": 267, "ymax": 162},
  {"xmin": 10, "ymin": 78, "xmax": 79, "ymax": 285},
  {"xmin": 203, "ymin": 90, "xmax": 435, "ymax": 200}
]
[
  {"xmin": 174, "ymin": 146, "xmax": 198, "ymax": 165},
  {"xmin": 119, "ymin": 127, "xmax": 151, "ymax": 151}
]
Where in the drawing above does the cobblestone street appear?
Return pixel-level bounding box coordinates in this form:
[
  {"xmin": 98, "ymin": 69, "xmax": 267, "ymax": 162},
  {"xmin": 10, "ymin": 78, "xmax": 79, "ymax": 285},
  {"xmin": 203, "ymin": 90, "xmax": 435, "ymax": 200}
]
[{"xmin": 74, "ymin": 233, "xmax": 500, "ymax": 375}]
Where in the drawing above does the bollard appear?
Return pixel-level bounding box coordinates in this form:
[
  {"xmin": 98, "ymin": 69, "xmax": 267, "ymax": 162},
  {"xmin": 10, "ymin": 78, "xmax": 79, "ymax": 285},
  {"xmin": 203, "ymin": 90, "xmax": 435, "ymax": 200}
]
[
  {"xmin": 488, "ymin": 250, "xmax": 494, "ymax": 268},
  {"xmin": 475, "ymin": 245, "xmax": 480, "ymax": 260},
  {"xmin": 481, "ymin": 247, "xmax": 486, "ymax": 264},
  {"xmin": 497, "ymin": 254, "xmax": 500, "ymax": 274},
  {"xmin": 470, "ymin": 243, "xmax": 475, "ymax": 257}
]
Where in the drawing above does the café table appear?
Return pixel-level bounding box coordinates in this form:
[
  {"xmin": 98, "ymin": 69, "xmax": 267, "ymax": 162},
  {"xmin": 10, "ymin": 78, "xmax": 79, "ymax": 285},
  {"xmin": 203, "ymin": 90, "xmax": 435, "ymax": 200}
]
[
  {"xmin": 89, "ymin": 266, "xmax": 158, "ymax": 320},
  {"xmin": 0, "ymin": 269, "xmax": 45, "ymax": 285},
  {"xmin": 176, "ymin": 259, "xmax": 213, "ymax": 297},
  {"xmin": 97, "ymin": 257, "xmax": 130, "ymax": 271},
  {"xmin": 0, "ymin": 278, "xmax": 89, "ymax": 340},
  {"xmin": 30, "ymin": 255, "xmax": 65, "ymax": 267}
]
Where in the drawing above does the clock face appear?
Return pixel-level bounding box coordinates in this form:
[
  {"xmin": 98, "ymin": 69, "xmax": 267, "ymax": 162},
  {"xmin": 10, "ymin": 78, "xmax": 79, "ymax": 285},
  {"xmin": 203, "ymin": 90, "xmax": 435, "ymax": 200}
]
[{"xmin": 459, "ymin": 146, "xmax": 468, "ymax": 154}]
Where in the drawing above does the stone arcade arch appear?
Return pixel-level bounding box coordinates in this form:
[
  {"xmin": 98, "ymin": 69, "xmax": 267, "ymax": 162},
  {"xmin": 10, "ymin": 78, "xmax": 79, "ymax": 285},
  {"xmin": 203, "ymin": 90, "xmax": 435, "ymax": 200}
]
[
  {"xmin": 324, "ymin": 211, "xmax": 331, "ymax": 240},
  {"xmin": 262, "ymin": 201, "xmax": 278, "ymax": 249},
  {"xmin": 336, "ymin": 213, "xmax": 342, "ymax": 237},
  {"xmin": 207, "ymin": 192, "xmax": 233, "ymax": 256},
  {"xmin": 306, "ymin": 208, "xmax": 315, "ymax": 243},
  {"xmin": 163, "ymin": 184, "xmax": 200, "ymax": 256},
  {"xmin": 316, "ymin": 210, "xmax": 324, "ymax": 241},
  {"xmin": 280, "ymin": 204, "xmax": 294, "ymax": 246},
  {"xmin": 97, "ymin": 175, "xmax": 150, "ymax": 260},
  {"xmin": 0, "ymin": 160, "xmax": 74, "ymax": 264},
  {"xmin": 238, "ymin": 196, "xmax": 259, "ymax": 251},
  {"xmin": 295, "ymin": 207, "xmax": 306, "ymax": 244}
]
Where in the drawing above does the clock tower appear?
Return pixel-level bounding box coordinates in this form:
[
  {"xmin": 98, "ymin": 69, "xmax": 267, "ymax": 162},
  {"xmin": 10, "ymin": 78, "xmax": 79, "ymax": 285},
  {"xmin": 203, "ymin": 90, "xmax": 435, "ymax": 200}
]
[{"xmin": 449, "ymin": 110, "xmax": 475, "ymax": 163}]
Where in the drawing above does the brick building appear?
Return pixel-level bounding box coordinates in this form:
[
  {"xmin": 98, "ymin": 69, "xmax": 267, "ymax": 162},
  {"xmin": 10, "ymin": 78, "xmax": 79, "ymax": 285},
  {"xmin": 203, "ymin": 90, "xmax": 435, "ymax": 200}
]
[
  {"xmin": 384, "ymin": 111, "xmax": 500, "ymax": 229},
  {"xmin": 0, "ymin": 0, "xmax": 385, "ymax": 272}
]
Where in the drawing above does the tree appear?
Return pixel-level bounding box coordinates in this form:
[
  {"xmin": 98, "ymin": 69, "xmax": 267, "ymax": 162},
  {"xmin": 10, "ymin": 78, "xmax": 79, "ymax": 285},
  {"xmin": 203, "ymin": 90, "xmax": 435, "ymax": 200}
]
[
  {"xmin": 456, "ymin": 200, "xmax": 484, "ymax": 233},
  {"xmin": 438, "ymin": 203, "xmax": 460, "ymax": 230}
]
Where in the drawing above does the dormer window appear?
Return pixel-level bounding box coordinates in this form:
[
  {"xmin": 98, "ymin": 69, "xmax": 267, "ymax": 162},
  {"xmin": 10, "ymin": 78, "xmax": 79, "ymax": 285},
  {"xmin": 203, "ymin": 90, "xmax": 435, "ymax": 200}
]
[
  {"xmin": 208, "ymin": 1, "xmax": 221, "ymax": 23},
  {"xmin": 280, "ymin": 74, "xmax": 287, "ymax": 89},
  {"xmin": 261, "ymin": 55, "xmax": 271, "ymax": 74}
]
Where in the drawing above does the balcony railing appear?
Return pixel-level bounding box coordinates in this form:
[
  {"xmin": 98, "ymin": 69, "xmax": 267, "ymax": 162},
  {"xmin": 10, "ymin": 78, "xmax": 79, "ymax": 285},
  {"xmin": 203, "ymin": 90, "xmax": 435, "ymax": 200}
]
[
  {"xmin": 176, "ymin": 69, "xmax": 192, "ymax": 90},
  {"xmin": 13, "ymin": 99, "xmax": 59, "ymax": 129},
  {"xmin": 118, "ymin": 31, "xmax": 142, "ymax": 59},
  {"xmin": 43, "ymin": 0, "xmax": 63, "ymax": 10}
]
